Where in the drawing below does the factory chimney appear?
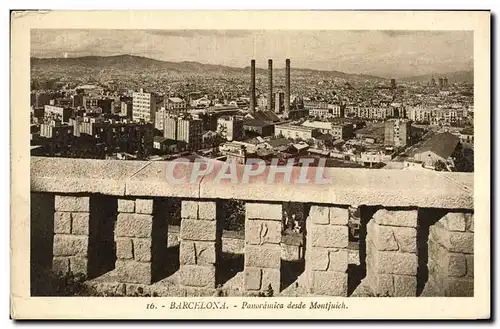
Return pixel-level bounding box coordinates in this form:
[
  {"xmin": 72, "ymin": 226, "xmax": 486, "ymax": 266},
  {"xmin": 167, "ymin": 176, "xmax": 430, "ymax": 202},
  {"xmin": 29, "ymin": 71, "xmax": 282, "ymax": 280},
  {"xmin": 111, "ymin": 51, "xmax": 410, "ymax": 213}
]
[
  {"xmin": 285, "ymin": 58, "xmax": 291, "ymax": 114},
  {"xmin": 268, "ymin": 59, "xmax": 273, "ymax": 111},
  {"xmin": 250, "ymin": 59, "xmax": 256, "ymax": 113}
]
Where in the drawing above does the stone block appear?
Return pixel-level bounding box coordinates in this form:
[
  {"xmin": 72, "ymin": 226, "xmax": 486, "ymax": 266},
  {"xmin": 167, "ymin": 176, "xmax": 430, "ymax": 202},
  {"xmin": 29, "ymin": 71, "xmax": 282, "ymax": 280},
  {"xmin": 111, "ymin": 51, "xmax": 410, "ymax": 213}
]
[
  {"xmin": 308, "ymin": 248, "xmax": 329, "ymax": 271},
  {"xmin": 261, "ymin": 268, "xmax": 281, "ymax": 293},
  {"xmin": 134, "ymin": 238, "xmax": 152, "ymax": 262},
  {"xmin": 135, "ymin": 199, "xmax": 154, "ymax": 214},
  {"xmin": 393, "ymin": 226, "xmax": 417, "ymax": 253},
  {"xmin": 465, "ymin": 213, "xmax": 474, "ymax": 232},
  {"xmin": 328, "ymin": 249, "xmax": 348, "ymax": 272},
  {"xmin": 69, "ymin": 256, "xmax": 88, "ymax": 275},
  {"xmin": 368, "ymin": 273, "xmax": 394, "ymax": 297},
  {"xmin": 55, "ymin": 196, "xmax": 90, "ymax": 212},
  {"xmin": 368, "ymin": 221, "xmax": 398, "ymax": 251},
  {"xmin": 198, "ymin": 202, "xmax": 216, "ymax": 220},
  {"xmin": 179, "ymin": 265, "xmax": 216, "ymax": 288},
  {"xmin": 310, "ymin": 225, "xmax": 348, "ymax": 248},
  {"xmin": 116, "ymin": 213, "xmax": 152, "ymax": 238},
  {"xmin": 309, "ymin": 206, "xmax": 329, "ymax": 225},
  {"xmin": 54, "ymin": 212, "xmax": 72, "ymax": 234},
  {"xmin": 52, "ymin": 257, "xmax": 69, "ymax": 275},
  {"xmin": 180, "ymin": 241, "xmax": 216, "ymax": 265},
  {"xmin": 245, "ymin": 244, "xmax": 281, "ymax": 269},
  {"xmin": 180, "ymin": 219, "xmax": 216, "ymax": 241},
  {"xmin": 430, "ymin": 225, "xmax": 474, "ymax": 254},
  {"xmin": 447, "ymin": 253, "xmax": 467, "ymax": 277},
  {"xmin": 443, "ymin": 213, "xmax": 467, "ymax": 232},
  {"xmin": 373, "ymin": 209, "xmax": 417, "ymax": 228},
  {"xmin": 466, "ymin": 255, "xmax": 474, "ymax": 278},
  {"xmin": 117, "ymin": 199, "xmax": 135, "ymax": 213},
  {"xmin": 281, "ymin": 243, "xmax": 301, "ymax": 262},
  {"xmin": 116, "ymin": 260, "xmax": 152, "ymax": 284},
  {"xmin": 244, "ymin": 267, "xmax": 262, "ymax": 291},
  {"xmin": 246, "ymin": 203, "xmax": 282, "ymax": 221},
  {"xmin": 181, "ymin": 201, "xmax": 198, "ymax": 219},
  {"xmin": 372, "ymin": 250, "xmax": 418, "ymax": 276},
  {"xmin": 116, "ymin": 238, "xmax": 133, "ymax": 260},
  {"xmin": 445, "ymin": 277, "xmax": 474, "ymax": 297},
  {"xmin": 329, "ymin": 207, "xmax": 349, "ymax": 225},
  {"xmin": 53, "ymin": 235, "xmax": 88, "ymax": 256},
  {"xmin": 245, "ymin": 220, "xmax": 281, "ymax": 245},
  {"xmin": 312, "ymin": 271, "xmax": 347, "ymax": 296},
  {"xmin": 394, "ymin": 275, "xmax": 417, "ymax": 297},
  {"xmin": 71, "ymin": 212, "xmax": 90, "ymax": 235}
]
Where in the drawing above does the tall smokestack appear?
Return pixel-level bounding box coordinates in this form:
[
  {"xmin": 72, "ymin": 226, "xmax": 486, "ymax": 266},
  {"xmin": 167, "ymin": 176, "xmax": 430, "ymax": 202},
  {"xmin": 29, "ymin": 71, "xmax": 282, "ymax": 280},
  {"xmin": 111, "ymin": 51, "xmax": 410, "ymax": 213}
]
[
  {"xmin": 268, "ymin": 59, "xmax": 273, "ymax": 111},
  {"xmin": 250, "ymin": 59, "xmax": 256, "ymax": 113},
  {"xmin": 285, "ymin": 58, "xmax": 291, "ymax": 113}
]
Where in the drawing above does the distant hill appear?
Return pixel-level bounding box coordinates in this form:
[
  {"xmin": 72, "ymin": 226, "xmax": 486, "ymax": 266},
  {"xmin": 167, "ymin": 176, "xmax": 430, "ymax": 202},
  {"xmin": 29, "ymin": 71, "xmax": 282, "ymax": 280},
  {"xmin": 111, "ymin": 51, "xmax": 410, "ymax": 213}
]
[
  {"xmin": 402, "ymin": 70, "xmax": 473, "ymax": 84},
  {"xmin": 30, "ymin": 54, "xmax": 385, "ymax": 81}
]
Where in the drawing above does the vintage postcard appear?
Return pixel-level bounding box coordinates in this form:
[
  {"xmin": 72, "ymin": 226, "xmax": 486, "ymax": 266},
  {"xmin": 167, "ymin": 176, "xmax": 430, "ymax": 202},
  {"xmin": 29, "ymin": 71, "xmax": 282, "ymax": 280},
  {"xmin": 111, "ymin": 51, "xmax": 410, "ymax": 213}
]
[{"xmin": 11, "ymin": 10, "xmax": 490, "ymax": 319}]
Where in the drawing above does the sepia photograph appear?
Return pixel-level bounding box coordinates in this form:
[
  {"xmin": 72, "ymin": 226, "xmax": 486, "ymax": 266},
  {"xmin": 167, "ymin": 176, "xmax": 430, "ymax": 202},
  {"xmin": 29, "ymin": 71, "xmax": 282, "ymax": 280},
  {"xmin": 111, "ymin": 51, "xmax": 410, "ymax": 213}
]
[{"xmin": 11, "ymin": 10, "xmax": 490, "ymax": 319}]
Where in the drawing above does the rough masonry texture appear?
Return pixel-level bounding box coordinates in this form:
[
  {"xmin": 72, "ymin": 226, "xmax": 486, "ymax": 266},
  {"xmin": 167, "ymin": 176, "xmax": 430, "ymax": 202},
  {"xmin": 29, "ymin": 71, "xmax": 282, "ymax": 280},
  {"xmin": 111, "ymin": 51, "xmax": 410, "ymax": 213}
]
[
  {"xmin": 244, "ymin": 202, "xmax": 282, "ymax": 292},
  {"xmin": 305, "ymin": 205, "xmax": 349, "ymax": 296},
  {"xmin": 52, "ymin": 195, "xmax": 90, "ymax": 276},
  {"xmin": 365, "ymin": 209, "xmax": 418, "ymax": 297},
  {"xmin": 179, "ymin": 201, "xmax": 219, "ymax": 289},
  {"xmin": 426, "ymin": 212, "xmax": 474, "ymax": 296}
]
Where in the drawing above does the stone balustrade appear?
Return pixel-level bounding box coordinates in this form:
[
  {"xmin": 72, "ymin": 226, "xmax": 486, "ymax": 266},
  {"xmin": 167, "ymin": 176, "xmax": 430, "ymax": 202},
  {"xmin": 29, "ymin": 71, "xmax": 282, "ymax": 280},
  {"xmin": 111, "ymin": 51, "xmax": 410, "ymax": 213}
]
[{"xmin": 30, "ymin": 157, "xmax": 474, "ymax": 297}]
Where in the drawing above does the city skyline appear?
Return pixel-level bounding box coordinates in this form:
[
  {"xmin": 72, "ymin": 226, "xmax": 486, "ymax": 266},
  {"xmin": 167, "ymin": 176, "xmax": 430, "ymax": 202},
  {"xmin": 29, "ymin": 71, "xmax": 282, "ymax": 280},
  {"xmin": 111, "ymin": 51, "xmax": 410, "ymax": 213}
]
[{"xmin": 31, "ymin": 29, "xmax": 473, "ymax": 79}]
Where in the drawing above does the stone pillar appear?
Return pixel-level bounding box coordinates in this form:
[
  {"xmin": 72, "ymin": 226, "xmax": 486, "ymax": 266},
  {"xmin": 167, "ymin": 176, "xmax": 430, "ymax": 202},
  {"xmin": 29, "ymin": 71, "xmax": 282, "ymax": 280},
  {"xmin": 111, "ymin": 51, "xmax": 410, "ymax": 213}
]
[
  {"xmin": 179, "ymin": 201, "xmax": 219, "ymax": 289},
  {"xmin": 52, "ymin": 195, "xmax": 90, "ymax": 276},
  {"xmin": 244, "ymin": 203, "xmax": 282, "ymax": 293},
  {"xmin": 115, "ymin": 198, "xmax": 159, "ymax": 285},
  {"xmin": 365, "ymin": 209, "xmax": 418, "ymax": 297},
  {"xmin": 305, "ymin": 206, "xmax": 349, "ymax": 296},
  {"xmin": 427, "ymin": 212, "xmax": 474, "ymax": 296}
]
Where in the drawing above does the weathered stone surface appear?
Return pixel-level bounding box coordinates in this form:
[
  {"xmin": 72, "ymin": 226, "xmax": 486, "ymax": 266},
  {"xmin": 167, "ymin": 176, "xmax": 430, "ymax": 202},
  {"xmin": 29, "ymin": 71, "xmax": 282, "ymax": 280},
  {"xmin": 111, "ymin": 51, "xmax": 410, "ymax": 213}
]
[
  {"xmin": 135, "ymin": 199, "xmax": 154, "ymax": 214},
  {"xmin": 117, "ymin": 199, "xmax": 135, "ymax": 213},
  {"xmin": 116, "ymin": 260, "xmax": 152, "ymax": 284},
  {"xmin": 55, "ymin": 196, "xmax": 90, "ymax": 212},
  {"xmin": 52, "ymin": 257, "xmax": 69, "ymax": 274},
  {"xmin": 167, "ymin": 232, "xmax": 180, "ymax": 247},
  {"xmin": 91, "ymin": 282, "xmax": 126, "ymax": 296},
  {"xmin": 244, "ymin": 267, "xmax": 262, "ymax": 290},
  {"xmin": 53, "ymin": 235, "xmax": 88, "ymax": 256},
  {"xmin": 310, "ymin": 225, "xmax": 348, "ymax": 248},
  {"xmin": 71, "ymin": 212, "xmax": 90, "ymax": 235},
  {"xmin": 368, "ymin": 221, "xmax": 398, "ymax": 251},
  {"xmin": 180, "ymin": 241, "xmax": 216, "ymax": 265},
  {"xmin": 246, "ymin": 203, "xmax": 282, "ymax": 221},
  {"xmin": 245, "ymin": 220, "xmax": 281, "ymax": 245},
  {"xmin": 448, "ymin": 253, "xmax": 467, "ymax": 277},
  {"xmin": 393, "ymin": 226, "xmax": 417, "ymax": 253},
  {"xmin": 134, "ymin": 238, "xmax": 152, "ymax": 262},
  {"xmin": 328, "ymin": 249, "xmax": 348, "ymax": 272},
  {"xmin": 116, "ymin": 213, "xmax": 152, "ymax": 238},
  {"xmin": 308, "ymin": 248, "xmax": 329, "ymax": 271},
  {"xmin": 312, "ymin": 271, "xmax": 347, "ymax": 296},
  {"xmin": 373, "ymin": 209, "xmax": 417, "ymax": 228},
  {"xmin": 445, "ymin": 277, "xmax": 474, "ymax": 297},
  {"xmin": 181, "ymin": 201, "xmax": 198, "ymax": 219},
  {"xmin": 281, "ymin": 243, "xmax": 301, "ymax": 261},
  {"xmin": 245, "ymin": 244, "xmax": 281, "ymax": 269},
  {"xmin": 179, "ymin": 265, "xmax": 216, "ymax": 288},
  {"xmin": 394, "ymin": 275, "xmax": 416, "ymax": 297},
  {"xmin": 368, "ymin": 273, "xmax": 394, "ymax": 297},
  {"xmin": 372, "ymin": 250, "xmax": 418, "ymax": 276},
  {"xmin": 180, "ymin": 219, "xmax": 216, "ymax": 241},
  {"xmin": 465, "ymin": 213, "xmax": 474, "ymax": 232},
  {"xmin": 429, "ymin": 225, "xmax": 474, "ymax": 254},
  {"xmin": 261, "ymin": 268, "xmax": 281, "ymax": 293},
  {"xmin": 54, "ymin": 212, "xmax": 72, "ymax": 234},
  {"xmin": 466, "ymin": 255, "xmax": 474, "ymax": 278},
  {"xmin": 329, "ymin": 207, "xmax": 349, "ymax": 225},
  {"xmin": 443, "ymin": 213, "xmax": 467, "ymax": 232},
  {"xmin": 309, "ymin": 206, "xmax": 329, "ymax": 225},
  {"xmin": 116, "ymin": 238, "xmax": 133, "ymax": 260},
  {"xmin": 198, "ymin": 202, "xmax": 216, "ymax": 220},
  {"xmin": 69, "ymin": 256, "xmax": 88, "ymax": 275}
]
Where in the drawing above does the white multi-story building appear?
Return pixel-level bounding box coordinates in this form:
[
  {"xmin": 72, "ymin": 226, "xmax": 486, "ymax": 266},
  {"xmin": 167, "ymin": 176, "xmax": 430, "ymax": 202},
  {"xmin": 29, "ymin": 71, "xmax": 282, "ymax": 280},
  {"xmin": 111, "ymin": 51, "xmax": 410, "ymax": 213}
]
[{"xmin": 132, "ymin": 89, "xmax": 162, "ymax": 123}]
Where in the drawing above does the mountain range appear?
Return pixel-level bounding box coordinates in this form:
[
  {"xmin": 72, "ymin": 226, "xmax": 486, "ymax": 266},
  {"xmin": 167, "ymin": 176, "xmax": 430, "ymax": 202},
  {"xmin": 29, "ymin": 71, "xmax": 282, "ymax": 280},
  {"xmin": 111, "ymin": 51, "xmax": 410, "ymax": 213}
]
[{"xmin": 30, "ymin": 54, "xmax": 473, "ymax": 83}]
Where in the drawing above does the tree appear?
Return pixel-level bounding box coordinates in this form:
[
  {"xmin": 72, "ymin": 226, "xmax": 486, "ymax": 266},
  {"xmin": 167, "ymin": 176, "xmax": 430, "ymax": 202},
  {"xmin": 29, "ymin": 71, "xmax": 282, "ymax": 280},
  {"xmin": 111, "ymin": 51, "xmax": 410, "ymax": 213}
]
[{"xmin": 434, "ymin": 160, "xmax": 447, "ymax": 172}]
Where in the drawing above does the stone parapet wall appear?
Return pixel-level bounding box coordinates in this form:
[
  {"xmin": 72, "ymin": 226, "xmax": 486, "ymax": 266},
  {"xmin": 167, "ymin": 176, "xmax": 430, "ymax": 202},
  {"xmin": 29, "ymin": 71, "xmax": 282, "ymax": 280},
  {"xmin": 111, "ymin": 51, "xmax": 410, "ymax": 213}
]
[
  {"xmin": 426, "ymin": 212, "xmax": 474, "ymax": 297},
  {"xmin": 305, "ymin": 205, "xmax": 349, "ymax": 296}
]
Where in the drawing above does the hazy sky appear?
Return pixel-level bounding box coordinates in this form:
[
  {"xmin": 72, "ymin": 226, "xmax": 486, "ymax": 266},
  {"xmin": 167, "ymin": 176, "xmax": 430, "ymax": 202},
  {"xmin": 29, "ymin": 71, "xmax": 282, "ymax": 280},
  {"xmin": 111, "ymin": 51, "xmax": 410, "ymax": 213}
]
[{"xmin": 31, "ymin": 29, "xmax": 473, "ymax": 78}]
